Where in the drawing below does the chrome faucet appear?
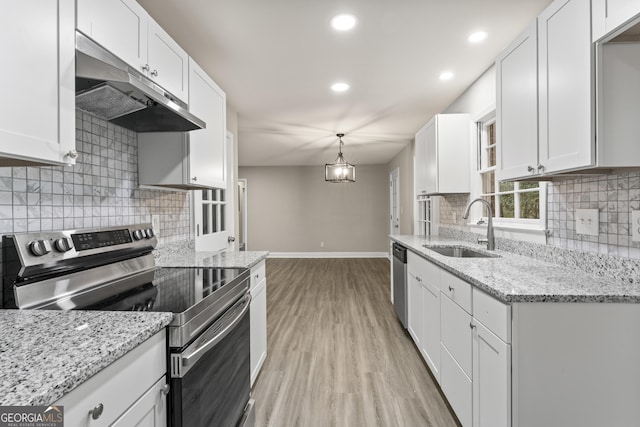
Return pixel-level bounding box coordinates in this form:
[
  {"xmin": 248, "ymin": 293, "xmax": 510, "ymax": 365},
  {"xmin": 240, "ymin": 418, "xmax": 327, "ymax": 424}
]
[{"xmin": 462, "ymin": 198, "xmax": 495, "ymax": 250}]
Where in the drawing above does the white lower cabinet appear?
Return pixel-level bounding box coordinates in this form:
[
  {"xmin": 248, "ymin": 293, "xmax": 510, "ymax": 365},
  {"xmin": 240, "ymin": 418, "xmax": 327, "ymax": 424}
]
[
  {"xmin": 472, "ymin": 320, "xmax": 511, "ymax": 427},
  {"xmin": 250, "ymin": 260, "xmax": 267, "ymax": 386},
  {"xmin": 440, "ymin": 289, "xmax": 473, "ymax": 427},
  {"xmin": 472, "ymin": 287, "xmax": 511, "ymax": 427},
  {"xmin": 54, "ymin": 330, "xmax": 167, "ymax": 427},
  {"xmin": 404, "ymin": 248, "xmax": 511, "ymax": 427},
  {"xmin": 407, "ymin": 251, "xmax": 441, "ymax": 381}
]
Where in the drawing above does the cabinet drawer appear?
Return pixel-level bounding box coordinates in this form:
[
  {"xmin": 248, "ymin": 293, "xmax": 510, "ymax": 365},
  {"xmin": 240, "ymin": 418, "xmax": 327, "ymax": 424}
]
[
  {"xmin": 55, "ymin": 330, "xmax": 166, "ymax": 427},
  {"xmin": 407, "ymin": 251, "xmax": 441, "ymax": 291},
  {"xmin": 441, "ymin": 270, "xmax": 472, "ymax": 314},
  {"xmin": 441, "ymin": 293, "xmax": 472, "ymax": 377},
  {"xmin": 473, "ymin": 288, "xmax": 511, "ymax": 343},
  {"xmin": 250, "ymin": 260, "xmax": 266, "ymax": 291}
]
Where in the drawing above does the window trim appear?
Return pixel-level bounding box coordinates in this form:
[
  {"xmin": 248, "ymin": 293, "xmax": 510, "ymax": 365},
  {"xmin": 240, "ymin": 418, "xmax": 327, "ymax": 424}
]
[{"xmin": 470, "ymin": 106, "xmax": 547, "ymax": 234}]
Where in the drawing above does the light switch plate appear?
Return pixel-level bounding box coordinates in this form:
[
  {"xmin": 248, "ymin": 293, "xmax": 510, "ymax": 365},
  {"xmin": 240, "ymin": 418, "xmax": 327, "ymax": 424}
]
[
  {"xmin": 632, "ymin": 211, "xmax": 640, "ymax": 242},
  {"xmin": 575, "ymin": 208, "xmax": 599, "ymax": 236},
  {"xmin": 151, "ymin": 215, "xmax": 160, "ymax": 232}
]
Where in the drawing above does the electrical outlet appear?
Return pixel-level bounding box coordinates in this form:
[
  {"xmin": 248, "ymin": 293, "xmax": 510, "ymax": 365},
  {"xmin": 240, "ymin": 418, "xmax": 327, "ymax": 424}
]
[
  {"xmin": 452, "ymin": 212, "xmax": 457, "ymax": 223},
  {"xmin": 575, "ymin": 209, "xmax": 599, "ymax": 236},
  {"xmin": 632, "ymin": 211, "xmax": 640, "ymax": 243},
  {"xmin": 151, "ymin": 215, "xmax": 160, "ymax": 232},
  {"xmin": 320, "ymin": 241, "xmax": 324, "ymax": 248}
]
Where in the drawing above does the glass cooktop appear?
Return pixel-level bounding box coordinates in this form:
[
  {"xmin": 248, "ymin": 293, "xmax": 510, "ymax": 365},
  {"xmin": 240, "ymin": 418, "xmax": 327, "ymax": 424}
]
[{"xmin": 85, "ymin": 267, "xmax": 249, "ymax": 314}]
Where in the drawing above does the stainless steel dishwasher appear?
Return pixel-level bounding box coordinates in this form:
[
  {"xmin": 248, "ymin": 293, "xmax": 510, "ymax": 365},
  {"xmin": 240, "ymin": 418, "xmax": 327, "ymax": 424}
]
[{"xmin": 392, "ymin": 242, "xmax": 408, "ymax": 329}]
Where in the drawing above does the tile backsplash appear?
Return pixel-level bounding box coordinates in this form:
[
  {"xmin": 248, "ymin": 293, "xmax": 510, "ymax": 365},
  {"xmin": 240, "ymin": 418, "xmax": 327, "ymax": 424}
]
[
  {"xmin": 547, "ymin": 171, "xmax": 640, "ymax": 258},
  {"xmin": 0, "ymin": 111, "xmax": 191, "ymax": 243},
  {"xmin": 438, "ymin": 170, "xmax": 640, "ymax": 260}
]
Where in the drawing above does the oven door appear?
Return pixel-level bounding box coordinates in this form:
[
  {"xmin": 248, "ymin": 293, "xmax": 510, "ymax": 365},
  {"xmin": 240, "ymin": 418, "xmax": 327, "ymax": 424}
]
[{"xmin": 170, "ymin": 292, "xmax": 252, "ymax": 427}]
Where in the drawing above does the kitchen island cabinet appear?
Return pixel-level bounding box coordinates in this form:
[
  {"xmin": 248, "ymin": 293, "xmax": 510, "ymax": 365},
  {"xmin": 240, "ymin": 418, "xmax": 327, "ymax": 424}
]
[
  {"xmin": 0, "ymin": 0, "xmax": 77, "ymax": 167},
  {"xmin": 0, "ymin": 310, "xmax": 172, "ymax": 407},
  {"xmin": 392, "ymin": 234, "xmax": 640, "ymax": 427},
  {"xmin": 55, "ymin": 330, "xmax": 168, "ymax": 427}
]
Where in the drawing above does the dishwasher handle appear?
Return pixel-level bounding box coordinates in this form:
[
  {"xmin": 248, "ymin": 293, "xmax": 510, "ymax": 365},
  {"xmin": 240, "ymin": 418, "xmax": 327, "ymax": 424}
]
[{"xmin": 392, "ymin": 243, "xmax": 407, "ymax": 262}]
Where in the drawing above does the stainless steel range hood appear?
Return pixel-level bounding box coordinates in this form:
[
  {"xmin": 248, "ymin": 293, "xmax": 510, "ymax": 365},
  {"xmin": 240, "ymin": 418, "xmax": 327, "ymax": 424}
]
[{"xmin": 75, "ymin": 31, "xmax": 205, "ymax": 132}]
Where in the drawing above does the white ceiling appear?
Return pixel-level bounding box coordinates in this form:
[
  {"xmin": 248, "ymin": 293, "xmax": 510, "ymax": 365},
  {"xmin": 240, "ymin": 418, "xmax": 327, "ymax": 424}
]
[{"xmin": 137, "ymin": 0, "xmax": 552, "ymax": 167}]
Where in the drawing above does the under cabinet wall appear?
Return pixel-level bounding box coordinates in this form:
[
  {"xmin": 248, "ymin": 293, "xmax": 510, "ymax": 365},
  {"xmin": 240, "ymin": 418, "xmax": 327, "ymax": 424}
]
[{"xmin": 0, "ymin": 111, "xmax": 191, "ymax": 241}]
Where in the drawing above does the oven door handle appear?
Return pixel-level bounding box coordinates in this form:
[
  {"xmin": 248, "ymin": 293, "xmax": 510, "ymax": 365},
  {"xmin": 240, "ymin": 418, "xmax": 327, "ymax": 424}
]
[{"xmin": 181, "ymin": 292, "xmax": 251, "ymax": 372}]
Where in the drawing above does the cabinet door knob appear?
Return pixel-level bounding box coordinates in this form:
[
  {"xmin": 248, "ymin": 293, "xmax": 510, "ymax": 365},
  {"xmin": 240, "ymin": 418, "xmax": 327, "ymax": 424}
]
[
  {"xmin": 66, "ymin": 150, "xmax": 78, "ymax": 160},
  {"xmin": 161, "ymin": 384, "xmax": 170, "ymax": 396},
  {"xmin": 470, "ymin": 322, "xmax": 476, "ymax": 330},
  {"xmin": 527, "ymin": 165, "xmax": 535, "ymax": 173},
  {"xmin": 142, "ymin": 64, "xmax": 150, "ymax": 72},
  {"xmin": 192, "ymin": 176, "xmax": 198, "ymax": 182},
  {"xmin": 537, "ymin": 164, "xmax": 545, "ymax": 172},
  {"xmin": 151, "ymin": 69, "xmax": 158, "ymax": 77},
  {"xmin": 89, "ymin": 403, "xmax": 104, "ymax": 420},
  {"xmin": 448, "ymin": 285, "xmax": 454, "ymax": 292}
]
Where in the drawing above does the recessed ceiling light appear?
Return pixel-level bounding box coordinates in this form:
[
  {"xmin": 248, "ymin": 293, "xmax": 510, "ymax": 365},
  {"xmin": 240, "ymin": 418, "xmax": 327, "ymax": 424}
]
[
  {"xmin": 468, "ymin": 31, "xmax": 487, "ymax": 43},
  {"xmin": 439, "ymin": 71, "xmax": 454, "ymax": 81},
  {"xmin": 331, "ymin": 14, "xmax": 357, "ymax": 31},
  {"xmin": 331, "ymin": 82, "xmax": 350, "ymax": 92}
]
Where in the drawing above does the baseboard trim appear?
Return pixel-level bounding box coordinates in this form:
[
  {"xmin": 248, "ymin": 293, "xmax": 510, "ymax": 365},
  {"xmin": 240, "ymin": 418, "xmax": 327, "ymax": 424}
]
[{"xmin": 268, "ymin": 252, "xmax": 389, "ymax": 259}]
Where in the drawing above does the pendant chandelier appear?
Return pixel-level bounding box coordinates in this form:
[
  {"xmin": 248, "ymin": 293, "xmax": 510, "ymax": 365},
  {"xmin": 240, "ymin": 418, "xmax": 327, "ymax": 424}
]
[{"xmin": 325, "ymin": 133, "xmax": 356, "ymax": 183}]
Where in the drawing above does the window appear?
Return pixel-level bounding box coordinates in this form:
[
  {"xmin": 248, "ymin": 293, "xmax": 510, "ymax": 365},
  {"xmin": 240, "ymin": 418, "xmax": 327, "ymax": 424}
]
[
  {"xmin": 476, "ymin": 114, "xmax": 544, "ymax": 225},
  {"xmin": 200, "ymin": 189, "xmax": 226, "ymax": 236}
]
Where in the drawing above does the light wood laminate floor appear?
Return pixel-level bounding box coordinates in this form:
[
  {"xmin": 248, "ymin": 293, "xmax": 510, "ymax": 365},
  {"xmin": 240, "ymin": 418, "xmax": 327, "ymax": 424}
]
[{"xmin": 252, "ymin": 258, "xmax": 460, "ymax": 427}]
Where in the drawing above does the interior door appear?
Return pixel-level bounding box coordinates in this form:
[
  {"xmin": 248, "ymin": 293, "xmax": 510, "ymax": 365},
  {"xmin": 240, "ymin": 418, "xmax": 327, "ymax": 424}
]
[{"xmin": 193, "ymin": 133, "xmax": 235, "ymax": 252}]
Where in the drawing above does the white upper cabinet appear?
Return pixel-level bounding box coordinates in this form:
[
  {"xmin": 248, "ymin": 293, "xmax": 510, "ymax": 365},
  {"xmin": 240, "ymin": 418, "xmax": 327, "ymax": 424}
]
[
  {"xmin": 414, "ymin": 126, "xmax": 428, "ymax": 196},
  {"xmin": 77, "ymin": 0, "xmax": 188, "ymax": 101},
  {"xmin": 188, "ymin": 58, "xmax": 227, "ymax": 189},
  {"xmin": 538, "ymin": 0, "xmax": 594, "ymax": 175},
  {"xmin": 137, "ymin": 59, "xmax": 226, "ymax": 189},
  {"xmin": 0, "ymin": 0, "xmax": 77, "ymax": 166},
  {"xmin": 592, "ymin": 0, "xmax": 640, "ymax": 41},
  {"xmin": 496, "ymin": 23, "xmax": 538, "ymax": 181},
  {"xmin": 497, "ymin": 0, "xmax": 594, "ymax": 180},
  {"xmin": 415, "ymin": 114, "xmax": 470, "ymax": 194}
]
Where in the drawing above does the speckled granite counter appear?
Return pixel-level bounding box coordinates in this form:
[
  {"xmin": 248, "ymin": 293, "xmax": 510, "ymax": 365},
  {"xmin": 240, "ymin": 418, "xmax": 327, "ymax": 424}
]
[
  {"xmin": 391, "ymin": 235, "xmax": 640, "ymax": 304},
  {"xmin": 155, "ymin": 248, "xmax": 269, "ymax": 269},
  {"xmin": 0, "ymin": 310, "xmax": 172, "ymax": 406}
]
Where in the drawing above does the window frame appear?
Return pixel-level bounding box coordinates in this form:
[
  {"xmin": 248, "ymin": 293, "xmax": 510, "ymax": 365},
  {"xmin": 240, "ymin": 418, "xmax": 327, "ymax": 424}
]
[{"xmin": 471, "ymin": 107, "xmax": 547, "ymax": 231}]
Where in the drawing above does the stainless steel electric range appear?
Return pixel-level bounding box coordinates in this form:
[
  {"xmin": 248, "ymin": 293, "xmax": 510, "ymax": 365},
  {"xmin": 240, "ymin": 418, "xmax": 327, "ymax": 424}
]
[{"xmin": 2, "ymin": 224, "xmax": 255, "ymax": 427}]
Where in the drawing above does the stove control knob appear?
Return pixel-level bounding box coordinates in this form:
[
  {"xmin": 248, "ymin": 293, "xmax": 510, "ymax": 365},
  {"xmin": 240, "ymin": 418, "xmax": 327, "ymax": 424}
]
[
  {"xmin": 54, "ymin": 237, "xmax": 73, "ymax": 252},
  {"xmin": 28, "ymin": 240, "xmax": 52, "ymax": 257},
  {"xmin": 133, "ymin": 230, "xmax": 144, "ymax": 240},
  {"xmin": 145, "ymin": 228, "xmax": 154, "ymax": 238}
]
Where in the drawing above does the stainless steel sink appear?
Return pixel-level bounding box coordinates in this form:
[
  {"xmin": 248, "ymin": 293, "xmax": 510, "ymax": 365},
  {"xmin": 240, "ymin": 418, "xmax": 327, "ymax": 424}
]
[{"xmin": 423, "ymin": 245, "xmax": 500, "ymax": 258}]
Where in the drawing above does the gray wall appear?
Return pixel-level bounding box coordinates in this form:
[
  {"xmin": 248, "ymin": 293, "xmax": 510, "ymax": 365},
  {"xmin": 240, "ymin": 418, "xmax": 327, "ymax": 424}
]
[{"xmin": 238, "ymin": 165, "xmax": 389, "ymax": 253}]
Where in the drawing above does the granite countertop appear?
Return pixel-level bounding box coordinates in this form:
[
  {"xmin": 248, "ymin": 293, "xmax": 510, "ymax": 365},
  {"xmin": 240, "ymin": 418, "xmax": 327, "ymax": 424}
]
[
  {"xmin": 0, "ymin": 310, "xmax": 173, "ymax": 406},
  {"xmin": 391, "ymin": 235, "xmax": 640, "ymax": 304},
  {"xmin": 155, "ymin": 249, "xmax": 269, "ymax": 269}
]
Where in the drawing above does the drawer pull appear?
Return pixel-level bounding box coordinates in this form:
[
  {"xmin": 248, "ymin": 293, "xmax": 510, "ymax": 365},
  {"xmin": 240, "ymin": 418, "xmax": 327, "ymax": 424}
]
[{"xmin": 89, "ymin": 403, "xmax": 104, "ymax": 420}]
